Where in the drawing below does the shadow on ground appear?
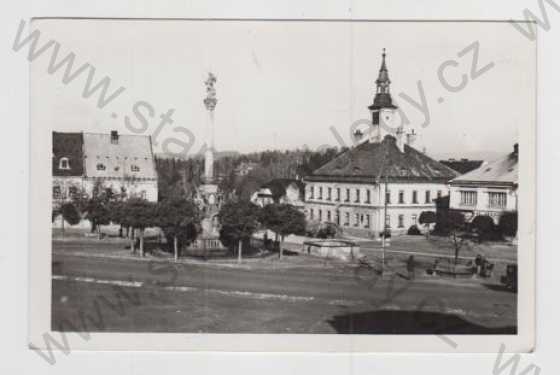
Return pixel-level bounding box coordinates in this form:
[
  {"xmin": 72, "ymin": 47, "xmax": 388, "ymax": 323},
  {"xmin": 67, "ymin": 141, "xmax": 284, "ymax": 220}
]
[
  {"xmin": 482, "ymin": 283, "xmax": 517, "ymax": 293},
  {"xmin": 327, "ymin": 310, "xmax": 517, "ymax": 334}
]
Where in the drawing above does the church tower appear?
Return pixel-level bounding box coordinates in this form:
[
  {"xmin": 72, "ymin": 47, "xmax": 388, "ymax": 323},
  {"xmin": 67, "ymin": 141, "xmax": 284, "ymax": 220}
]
[{"xmin": 368, "ymin": 49, "xmax": 399, "ymax": 143}]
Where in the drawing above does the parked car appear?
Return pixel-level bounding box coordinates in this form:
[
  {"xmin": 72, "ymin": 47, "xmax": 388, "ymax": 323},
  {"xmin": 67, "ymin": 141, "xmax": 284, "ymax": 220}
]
[{"xmin": 500, "ymin": 264, "xmax": 517, "ymax": 292}]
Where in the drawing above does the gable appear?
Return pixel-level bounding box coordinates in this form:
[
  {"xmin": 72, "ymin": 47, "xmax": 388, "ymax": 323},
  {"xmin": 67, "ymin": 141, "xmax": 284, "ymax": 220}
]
[{"xmin": 52, "ymin": 132, "xmax": 84, "ymax": 177}]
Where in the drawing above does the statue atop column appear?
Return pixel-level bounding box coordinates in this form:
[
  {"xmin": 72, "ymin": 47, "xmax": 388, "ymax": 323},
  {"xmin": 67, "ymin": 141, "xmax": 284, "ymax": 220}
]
[
  {"xmin": 187, "ymin": 72, "xmax": 226, "ymax": 256},
  {"xmin": 203, "ymin": 72, "xmax": 217, "ymax": 111},
  {"xmin": 203, "ymin": 72, "xmax": 217, "ymax": 184}
]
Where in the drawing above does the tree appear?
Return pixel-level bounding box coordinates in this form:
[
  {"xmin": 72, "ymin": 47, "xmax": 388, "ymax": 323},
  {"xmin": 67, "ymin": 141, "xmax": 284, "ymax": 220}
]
[
  {"xmin": 499, "ymin": 211, "xmax": 518, "ymax": 238},
  {"xmin": 418, "ymin": 211, "xmax": 436, "ymax": 237},
  {"xmin": 60, "ymin": 202, "xmax": 81, "ymax": 238},
  {"xmin": 219, "ymin": 169, "xmax": 238, "ymax": 201},
  {"xmin": 107, "ymin": 200, "xmax": 132, "ymax": 238},
  {"xmin": 155, "ymin": 198, "xmax": 200, "ymax": 261},
  {"xmin": 218, "ymin": 201, "xmax": 261, "ymax": 263},
  {"xmin": 261, "ymin": 203, "xmax": 306, "ymax": 259},
  {"xmin": 471, "ymin": 215, "xmax": 497, "ymax": 242},
  {"xmin": 84, "ymin": 196, "xmax": 111, "ymax": 238},
  {"xmin": 124, "ymin": 198, "xmax": 157, "ymax": 256},
  {"xmin": 446, "ymin": 211, "xmax": 466, "ymax": 275}
]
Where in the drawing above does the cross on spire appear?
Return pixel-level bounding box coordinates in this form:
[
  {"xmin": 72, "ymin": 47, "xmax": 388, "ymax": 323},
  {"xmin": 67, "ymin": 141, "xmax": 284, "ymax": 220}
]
[
  {"xmin": 368, "ymin": 48, "xmax": 397, "ymax": 112},
  {"xmin": 376, "ymin": 48, "xmax": 391, "ymax": 94}
]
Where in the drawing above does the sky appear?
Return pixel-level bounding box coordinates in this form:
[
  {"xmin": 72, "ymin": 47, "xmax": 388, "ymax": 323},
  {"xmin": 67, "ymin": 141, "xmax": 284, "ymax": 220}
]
[{"xmin": 31, "ymin": 19, "xmax": 535, "ymax": 159}]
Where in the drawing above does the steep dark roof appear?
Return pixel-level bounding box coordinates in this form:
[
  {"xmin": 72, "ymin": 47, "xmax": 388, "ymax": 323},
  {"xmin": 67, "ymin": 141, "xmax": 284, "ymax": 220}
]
[
  {"xmin": 52, "ymin": 132, "xmax": 84, "ymax": 177},
  {"xmin": 440, "ymin": 159, "xmax": 484, "ymax": 174},
  {"xmin": 261, "ymin": 178, "xmax": 304, "ymax": 202},
  {"xmin": 306, "ymin": 135, "xmax": 458, "ymax": 183}
]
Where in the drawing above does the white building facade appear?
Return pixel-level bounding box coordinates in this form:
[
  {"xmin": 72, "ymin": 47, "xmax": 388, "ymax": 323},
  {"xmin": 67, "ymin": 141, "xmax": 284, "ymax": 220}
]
[
  {"xmin": 449, "ymin": 144, "xmax": 518, "ymax": 224},
  {"xmin": 305, "ymin": 180, "xmax": 449, "ymax": 236},
  {"xmin": 250, "ymin": 179, "xmax": 305, "ymax": 209},
  {"xmin": 52, "ymin": 131, "xmax": 159, "ymax": 205}
]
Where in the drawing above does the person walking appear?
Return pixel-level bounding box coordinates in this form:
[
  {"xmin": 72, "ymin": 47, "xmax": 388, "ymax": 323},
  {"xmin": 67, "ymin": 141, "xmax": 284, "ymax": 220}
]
[
  {"xmin": 474, "ymin": 254, "xmax": 482, "ymax": 276},
  {"xmin": 406, "ymin": 255, "xmax": 415, "ymax": 280}
]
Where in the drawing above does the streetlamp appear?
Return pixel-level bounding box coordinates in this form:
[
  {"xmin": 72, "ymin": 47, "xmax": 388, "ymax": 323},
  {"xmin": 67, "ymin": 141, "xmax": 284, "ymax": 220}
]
[{"xmin": 381, "ymin": 175, "xmax": 388, "ymax": 272}]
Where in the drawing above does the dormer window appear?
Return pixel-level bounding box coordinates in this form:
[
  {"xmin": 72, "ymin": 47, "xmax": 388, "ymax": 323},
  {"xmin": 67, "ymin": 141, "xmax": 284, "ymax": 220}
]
[
  {"xmin": 96, "ymin": 163, "xmax": 106, "ymax": 171},
  {"xmin": 131, "ymin": 165, "xmax": 140, "ymax": 172},
  {"xmin": 59, "ymin": 157, "xmax": 70, "ymax": 170}
]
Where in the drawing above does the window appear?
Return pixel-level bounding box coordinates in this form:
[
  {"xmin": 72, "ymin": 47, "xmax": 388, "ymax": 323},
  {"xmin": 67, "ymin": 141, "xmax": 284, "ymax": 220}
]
[
  {"xmin": 437, "ymin": 190, "xmax": 443, "ymax": 198},
  {"xmin": 131, "ymin": 165, "xmax": 140, "ymax": 172},
  {"xmin": 96, "ymin": 163, "xmax": 106, "ymax": 171},
  {"xmin": 318, "ymin": 187, "xmax": 323, "ymax": 200},
  {"xmin": 460, "ymin": 191, "xmax": 477, "ymax": 206},
  {"xmin": 488, "ymin": 192, "xmax": 507, "ymax": 208},
  {"xmin": 68, "ymin": 186, "xmax": 78, "ymax": 198},
  {"xmin": 355, "ymin": 189, "xmax": 360, "ymax": 203},
  {"xmin": 318, "ymin": 209, "xmax": 322, "ymax": 221},
  {"xmin": 385, "ymin": 214, "xmax": 391, "ymax": 228},
  {"xmin": 385, "ymin": 189, "xmax": 391, "ymax": 204},
  {"xmin": 365, "ymin": 189, "xmax": 371, "ymax": 203},
  {"xmin": 327, "ymin": 187, "xmax": 332, "ymax": 201},
  {"xmin": 365, "ymin": 214, "xmax": 370, "ymax": 228},
  {"xmin": 344, "ymin": 212, "xmax": 350, "ymax": 226},
  {"xmin": 327, "ymin": 210, "xmax": 331, "ymax": 222},
  {"xmin": 354, "ymin": 213, "xmax": 359, "ymax": 227},
  {"xmin": 412, "ymin": 190, "xmax": 418, "ymax": 204},
  {"xmin": 425, "ymin": 190, "xmax": 431, "ymax": 203},
  {"xmin": 411, "ymin": 214, "xmax": 418, "ymax": 225},
  {"xmin": 53, "ymin": 186, "xmax": 62, "ymax": 199},
  {"xmin": 59, "ymin": 157, "xmax": 70, "ymax": 170},
  {"xmin": 309, "ymin": 186, "xmax": 314, "ymax": 200},
  {"xmin": 336, "ymin": 188, "xmax": 341, "ymax": 202},
  {"xmin": 399, "ymin": 190, "xmax": 405, "ymax": 204},
  {"xmin": 309, "ymin": 208, "xmax": 314, "ymax": 220},
  {"xmin": 345, "ymin": 188, "xmax": 350, "ymax": 202},
  {"xmin": 398, "ymin": 214, "xmax": 405, "ymax": 228}
]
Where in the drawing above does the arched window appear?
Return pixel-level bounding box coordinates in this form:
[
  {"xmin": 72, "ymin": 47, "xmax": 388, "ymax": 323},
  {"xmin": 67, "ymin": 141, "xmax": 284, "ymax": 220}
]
[{"xmin": 59, "ymin": 157, "xmax": 70, "ymax": 170}]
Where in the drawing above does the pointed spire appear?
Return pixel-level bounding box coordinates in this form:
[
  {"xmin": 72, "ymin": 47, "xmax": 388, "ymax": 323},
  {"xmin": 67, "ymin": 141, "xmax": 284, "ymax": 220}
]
[
  {"xmin": 380, "ymin": 48, "xmax": 387, "ymax": 71},
  {"xmin": 369, "ymin": 49, "xmax": 396, "ymax": 112},
  {"xmin": 376, "ymin": 48, "xmax": 391, "ymax": 93}
]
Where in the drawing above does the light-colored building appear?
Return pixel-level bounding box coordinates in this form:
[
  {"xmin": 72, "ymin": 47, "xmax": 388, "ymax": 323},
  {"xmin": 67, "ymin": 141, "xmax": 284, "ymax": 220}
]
[
  {"xmin": 303, "ymin": 50, "xmax": 458, "ymax": 237},
  {"xmin": 449, "ymin": 144, "xmax": 518, "ymax": 223},
  {"xmin": 250, "ymin": 179, "xmax": 305, "ymax": 209},
  {"xmin": 52, "ymin": 130, "xmax": 159, "ymax": 204}
]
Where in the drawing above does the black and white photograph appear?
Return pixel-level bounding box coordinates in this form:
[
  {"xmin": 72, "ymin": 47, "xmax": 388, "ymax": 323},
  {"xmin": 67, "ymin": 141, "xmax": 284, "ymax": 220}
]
[{"xmin": 27, "ymin": 18, "xmax": 535, "ymax": 353}]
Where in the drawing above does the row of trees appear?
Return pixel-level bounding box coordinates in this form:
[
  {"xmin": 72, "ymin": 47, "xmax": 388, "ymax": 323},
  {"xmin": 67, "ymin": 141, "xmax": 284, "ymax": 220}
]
[
  {"xmin": 430, "ymin": 210, "xmax": 518, "ymax": 241},
  {"xmin": 218, "ymin": 201, "xmax": 306, "ymax": 262},
  {"xmin": 155, "ymin": 146, "xmax": 343, "ymax": 202},
  {"xmin": 423, "ymin": 209, "xmax": 518, "ymax": 274},
  {"xmin": 54, "ymin": 191, "xmax": 201, "ymax": 260},
  {"xmin": 54, "ymin": 187, "xmax": 306, "ymax": 262}
]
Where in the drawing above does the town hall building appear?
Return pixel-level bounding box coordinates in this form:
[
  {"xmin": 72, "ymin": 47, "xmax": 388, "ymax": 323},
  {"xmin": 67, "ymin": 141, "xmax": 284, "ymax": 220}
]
[{"xmin": 303, "ymin": 50, "xmax": 458, "ymax": 237}]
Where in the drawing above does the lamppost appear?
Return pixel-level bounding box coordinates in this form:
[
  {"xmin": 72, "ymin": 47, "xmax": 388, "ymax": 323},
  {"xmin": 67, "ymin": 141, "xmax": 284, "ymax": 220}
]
[{"xmin": 381, "ymin": 175, "xmax": 388, "ymax": 273}]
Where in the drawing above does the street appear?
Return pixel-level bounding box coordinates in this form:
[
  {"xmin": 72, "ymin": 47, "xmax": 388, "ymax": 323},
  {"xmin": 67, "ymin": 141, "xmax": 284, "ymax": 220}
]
[{"xmin": 51, "ymin": 241, "xmax": 517, "ymax": 334}]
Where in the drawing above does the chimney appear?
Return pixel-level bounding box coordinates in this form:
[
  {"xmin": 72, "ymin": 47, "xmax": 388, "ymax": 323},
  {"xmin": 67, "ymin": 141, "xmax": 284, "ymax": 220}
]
[
  {"xmin": 396, "ymin": 127, "xmax": 405, "ymax": 152},
  {"xmin": 110, "ymin": 130, "xmax": 119, "ymax": 144},
  {"xmin": 405, "ymin": 129, "xmax": 417, "ymax": 146}
]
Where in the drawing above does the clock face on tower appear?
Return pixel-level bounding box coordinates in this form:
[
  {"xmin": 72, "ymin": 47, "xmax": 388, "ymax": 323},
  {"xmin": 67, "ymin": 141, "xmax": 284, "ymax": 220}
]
[{"xmin": 381, "ymin": 109, "xmax": 394, "ymax": 129}]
